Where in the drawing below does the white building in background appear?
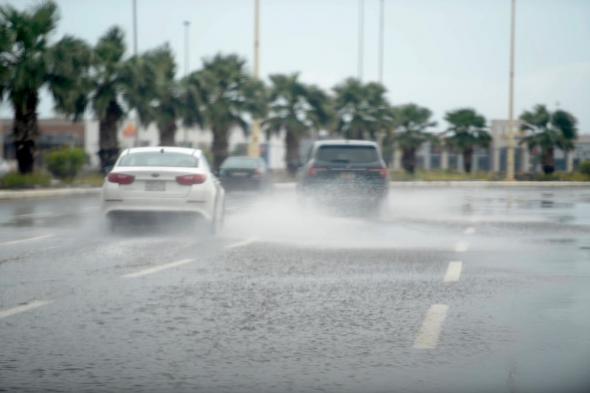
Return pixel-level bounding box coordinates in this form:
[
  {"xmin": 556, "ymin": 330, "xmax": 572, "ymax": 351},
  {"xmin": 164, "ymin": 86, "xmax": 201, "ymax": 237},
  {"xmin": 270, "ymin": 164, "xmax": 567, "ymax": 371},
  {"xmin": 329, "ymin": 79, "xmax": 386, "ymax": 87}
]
[{"xmin": 84, "ymin": 119, "xmax": 287, "ymax": 170}]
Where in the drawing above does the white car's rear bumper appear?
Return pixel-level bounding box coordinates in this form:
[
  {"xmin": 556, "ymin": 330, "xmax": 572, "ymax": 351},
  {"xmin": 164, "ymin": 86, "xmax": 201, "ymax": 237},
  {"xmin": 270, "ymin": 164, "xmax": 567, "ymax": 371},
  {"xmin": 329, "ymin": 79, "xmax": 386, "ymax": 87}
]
[{"xmin": 102, "ymin": 198, "xmax": 213, "ymax": 221}]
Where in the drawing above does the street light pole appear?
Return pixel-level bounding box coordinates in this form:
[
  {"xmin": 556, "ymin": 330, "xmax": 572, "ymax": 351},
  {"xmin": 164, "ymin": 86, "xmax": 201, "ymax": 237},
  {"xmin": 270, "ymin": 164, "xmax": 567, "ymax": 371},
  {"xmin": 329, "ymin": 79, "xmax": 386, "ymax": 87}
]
[
  {"xmin": 358, "ymin": 0, "xmax": 364, "ymax": 81},
  {"xmin": 378, "ymin": 0, "xmax": 384, "ymax": 83},
  {"xmin": 248, "ymin": 0, "xmax": 261, "ymax": 158},
  {"xmin": 132, "ymin": 0, "xmax": 139, "ymax": 146},
  {"xmin": 183, "ymin": 21, "xmax": 190, "ymax": 77},
  {"xmin": 132, "ymin": 0, "xmax": 138, "ymax": 56},
  {"xmin": 506, "ymin": 0, "xmax": 516, "ymax": 181},
  {"xmin": 183, "ymin": 20, "xmax": 190, "ymax": 145}
]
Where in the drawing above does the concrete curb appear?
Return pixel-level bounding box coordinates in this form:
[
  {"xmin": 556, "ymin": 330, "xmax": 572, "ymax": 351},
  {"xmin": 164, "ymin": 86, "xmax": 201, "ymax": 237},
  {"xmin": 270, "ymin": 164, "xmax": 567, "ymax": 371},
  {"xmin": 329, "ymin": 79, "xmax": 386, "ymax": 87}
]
[
  {"xmin": 389, "ymin": 181, "xmax": 590, "ymax": 187},
  {"xmin": 272, "ymin": 181, "xmax": 590, "ymax": 189},
  {"xmin": 0, "ymin": 188, "xmax": 101, "ymax": 201}
]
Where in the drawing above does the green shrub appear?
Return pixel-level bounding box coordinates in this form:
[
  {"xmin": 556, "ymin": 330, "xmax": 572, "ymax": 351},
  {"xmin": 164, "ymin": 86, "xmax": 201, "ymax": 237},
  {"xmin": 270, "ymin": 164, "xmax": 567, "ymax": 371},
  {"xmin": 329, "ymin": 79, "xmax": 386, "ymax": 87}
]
[
  {"xmin": 579, "ymin": 160, "xmax": 590, "ymax": 176},
  {"xmin": 0, "ymin": 172, "xmax": 52, "ymax": 189},
  {"xmin": 46, "ymin": 147, "xmax": 87, "ymax": 180}
]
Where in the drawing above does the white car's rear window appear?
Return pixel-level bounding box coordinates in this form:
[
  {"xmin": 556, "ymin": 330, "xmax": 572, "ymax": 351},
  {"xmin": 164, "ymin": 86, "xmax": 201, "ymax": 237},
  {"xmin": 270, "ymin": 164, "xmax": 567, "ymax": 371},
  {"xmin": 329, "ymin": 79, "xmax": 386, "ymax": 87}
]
[{"xmin": 118, "ymin": 152, "xmax": 199, "ymax": 168}]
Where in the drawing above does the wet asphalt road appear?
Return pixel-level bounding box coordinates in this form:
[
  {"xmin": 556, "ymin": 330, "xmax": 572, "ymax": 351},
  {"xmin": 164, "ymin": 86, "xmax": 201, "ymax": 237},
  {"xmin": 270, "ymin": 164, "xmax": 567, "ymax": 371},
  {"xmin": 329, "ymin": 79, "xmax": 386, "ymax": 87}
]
[{"xmin": 1, "ymin": 185, "xmax": 590, "ymax": 393}]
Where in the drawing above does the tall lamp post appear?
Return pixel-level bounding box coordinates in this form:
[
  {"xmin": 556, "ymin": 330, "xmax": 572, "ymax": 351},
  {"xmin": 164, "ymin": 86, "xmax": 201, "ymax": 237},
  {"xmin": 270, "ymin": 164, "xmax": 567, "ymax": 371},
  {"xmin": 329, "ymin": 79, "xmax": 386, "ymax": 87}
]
[
  {"xmin": 249, "ymin": 0, "xmax": 261, "ymax": 158},
  {"xmin": 131, "ymin": 0, "xmax": 140, "ymax": 146},
  {"xmin": 183, "ymin": 20, "xmax": 191, "ymax": 77},
  {"xmin": 183, "ymin": 20, "xmax": 191, "ymax": 145},
  {"xmin": 358, "ymin": 0, "xmax": 365, "ymax": 80},
  {"xmin": 506, "ymin": 0, "xmax": 516, "ymax": 181},
  {"xmin": 378, "ymin": 0, "xmax": 384, "ymax": 83}
]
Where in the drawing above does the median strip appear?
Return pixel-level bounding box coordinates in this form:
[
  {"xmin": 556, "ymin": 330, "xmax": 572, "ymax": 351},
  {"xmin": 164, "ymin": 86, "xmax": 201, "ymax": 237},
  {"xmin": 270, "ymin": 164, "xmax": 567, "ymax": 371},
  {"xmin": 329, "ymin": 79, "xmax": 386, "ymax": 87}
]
[
  {"xmin": 413, "ymin": 304, "xmax": 449, "ymax": 349},
  {"xmin": 0, "ymin": 300, "xmax": 52, "ymax": 319},
  {"xmin": 443, "ymin": 261, "xmax": 463, "ymax": 282},
  {"xmin": 123, "ymin": 258, "xmax": 194, "ymax": 278}
]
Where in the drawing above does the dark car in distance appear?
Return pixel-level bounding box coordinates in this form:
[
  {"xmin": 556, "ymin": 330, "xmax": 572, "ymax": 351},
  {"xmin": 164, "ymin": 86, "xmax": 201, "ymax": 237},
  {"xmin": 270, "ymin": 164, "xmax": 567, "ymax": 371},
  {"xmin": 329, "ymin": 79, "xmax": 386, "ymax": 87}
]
[
  {"xmin": 297, "ymin": 140, "xmax": 389, "ymax": 210},
  {"xmin": 219, "ymin": 156, "xmax": 271, "ymax": 191}
]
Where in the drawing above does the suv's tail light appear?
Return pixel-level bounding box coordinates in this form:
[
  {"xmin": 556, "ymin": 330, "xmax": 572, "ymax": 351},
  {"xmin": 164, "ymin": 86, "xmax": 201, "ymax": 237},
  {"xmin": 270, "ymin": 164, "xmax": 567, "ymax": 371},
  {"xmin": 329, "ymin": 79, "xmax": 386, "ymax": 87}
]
[
  {"xmin": 369, "ymin": 167, "xmax": 389, "ymax": 178},
  {"xmin": 176, "ymin": 174, "xmax": 207, "ymax": 185},
  {"xmin": 307, "ymin": 166, "xmax": 326, "ymax": 177},
  {"xmin": 107, "ymin": 173, "xmax": 135, "ymax": 185}
]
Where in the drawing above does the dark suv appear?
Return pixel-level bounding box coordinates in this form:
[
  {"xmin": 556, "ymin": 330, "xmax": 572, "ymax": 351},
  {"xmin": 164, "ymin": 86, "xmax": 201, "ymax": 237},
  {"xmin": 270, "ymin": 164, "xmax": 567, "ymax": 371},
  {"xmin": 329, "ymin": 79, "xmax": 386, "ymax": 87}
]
[{"xmin": 298, "ymin": 140, "xmax": 389, "ymax": 207}]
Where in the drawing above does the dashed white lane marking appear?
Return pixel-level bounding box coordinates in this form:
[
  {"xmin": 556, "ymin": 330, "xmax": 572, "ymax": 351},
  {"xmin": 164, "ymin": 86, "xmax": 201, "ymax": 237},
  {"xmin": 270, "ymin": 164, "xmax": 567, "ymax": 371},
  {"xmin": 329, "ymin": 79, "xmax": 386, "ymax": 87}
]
[
  {"xmin": 454, "ymin": 241, "xmax": 469, "ymax": 253},
  {"xmin": 0, "ymin": 300, "xmax": 52, "ymax": 319},
  {"xmin": 413, "ymin": 304, "xmax": 449, "ymax": 349},
  {"xmin": 14, "ymin": 212, "xmax": 55, "ymax": 218},
  {"xmin": 443, "ymin": 261, "xmax": 463, "ymax": 282},
  {"xmin": 225, "ymin": 238, "xmax": 257, "ymax": 250},
  {"xmin": 464, "ymin": 227, "xmax": 476, "ymax": 235},
  {"xmin": 0, "ymin": 234, "xmax": 54, "ymax": 247},
  {"xmin": 123, "ymin": 258, "xmax": 194, "ymax": 278}
]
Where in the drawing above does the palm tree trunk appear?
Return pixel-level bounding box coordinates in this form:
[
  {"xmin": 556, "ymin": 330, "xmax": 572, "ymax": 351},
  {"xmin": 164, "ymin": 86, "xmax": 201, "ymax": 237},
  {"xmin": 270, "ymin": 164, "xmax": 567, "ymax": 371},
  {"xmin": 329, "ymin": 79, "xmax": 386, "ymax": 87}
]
[
  {"xmin": 462, "ymin": 147, "xmax": 474, "ymax": 173},
  {"xmin": 211, "ymin": 127, "xmax": 229, "ymax": 172},
  {"xmin": 97, "ymin": 101, "xmax": 121, "ymax": 173},
  {"xmin": 401, "ymin": 147, "xmax": 416, "ymax": 174},
  {"xmin": 13, "ymin": 92, "xmax": 39, "ymax": 174},
  {"xmin": 541, "ymin": 146, "xmax": 555, "ymax": 174},
  {"xmin": 285, "ymin": 129, "xmax": 301, "ymax": 176},
  {"xmin": 159, "ymin": 121, "xmax": 177, "ymax": 146}
]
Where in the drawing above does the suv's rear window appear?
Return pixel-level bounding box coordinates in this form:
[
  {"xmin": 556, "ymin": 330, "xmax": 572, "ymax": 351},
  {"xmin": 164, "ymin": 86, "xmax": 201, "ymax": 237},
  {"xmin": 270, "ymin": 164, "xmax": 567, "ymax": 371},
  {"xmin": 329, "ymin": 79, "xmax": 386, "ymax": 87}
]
[
  {"xmin": 118, "ymin": 152, "xmax": 199, "ymax": 168},
  {"xmin": 316, "ymin": 145, "xmax": 379, "ymax": 163}
]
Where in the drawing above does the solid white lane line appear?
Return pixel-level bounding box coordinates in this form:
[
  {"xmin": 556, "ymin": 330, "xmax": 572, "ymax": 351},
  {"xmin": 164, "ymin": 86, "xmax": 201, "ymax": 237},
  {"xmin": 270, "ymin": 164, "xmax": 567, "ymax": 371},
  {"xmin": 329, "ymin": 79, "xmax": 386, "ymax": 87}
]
[
  {"xmin": 123, "ymin": 259, "xmax": 194, "ymax": 278},
  {"xmin": 225, "ymin": 238, "xmax": 257, "ymax": 250},
  {"xmin": 454, "ymin": 241, "xmax": 469, "ymax": 253},
  {"xmin": 443, "ymin": 261, "xmax": 463, "ymax": 282},
  {"xmin": 413, "ymin": 304, "xmax": 449, "ymax": 349},
  {"xmin": 0, "ymin": 234, "xmax": 54, "ymax": 247},
  {"xmin": 14, "ymin": 212, "xmax": 56, "ymax": 218},
  {"xmin": 464, "ymin": 227, "xmax": 476, "ymax": 235},
  {"xmin": 0, "ymin": 300, "xmax": 52, "ymax": 319}
]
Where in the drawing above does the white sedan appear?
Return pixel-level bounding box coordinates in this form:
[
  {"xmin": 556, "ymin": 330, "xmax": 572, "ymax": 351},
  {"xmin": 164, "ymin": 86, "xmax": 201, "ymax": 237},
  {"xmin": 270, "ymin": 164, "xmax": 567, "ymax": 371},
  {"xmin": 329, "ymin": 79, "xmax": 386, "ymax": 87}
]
[{"xmin": 102, "ymin": 147, "xmax": 225, "ymax": 233}]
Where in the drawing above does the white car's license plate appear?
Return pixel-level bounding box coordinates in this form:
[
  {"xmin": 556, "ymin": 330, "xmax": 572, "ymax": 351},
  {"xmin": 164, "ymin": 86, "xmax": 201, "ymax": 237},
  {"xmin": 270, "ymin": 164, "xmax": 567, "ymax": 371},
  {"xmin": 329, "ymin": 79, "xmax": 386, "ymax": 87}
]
[
  {"xmin": 145, "ymin": 181, "xmax": 166, "ymax": 191},
  {"xmin": 231, "ymin": 171, "xmax": 249, "ymax": 177},
  {"xmin": 340, "ymin": 172, "xmax": 355, "ymax": 180}
]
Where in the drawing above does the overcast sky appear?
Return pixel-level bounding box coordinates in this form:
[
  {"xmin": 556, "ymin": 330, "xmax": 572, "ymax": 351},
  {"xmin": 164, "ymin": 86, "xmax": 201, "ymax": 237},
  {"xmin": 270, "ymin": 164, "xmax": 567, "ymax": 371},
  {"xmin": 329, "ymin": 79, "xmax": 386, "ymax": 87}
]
[{"xmin": 1, "ymin": 0, "xmax": 589, "ymax": 132}]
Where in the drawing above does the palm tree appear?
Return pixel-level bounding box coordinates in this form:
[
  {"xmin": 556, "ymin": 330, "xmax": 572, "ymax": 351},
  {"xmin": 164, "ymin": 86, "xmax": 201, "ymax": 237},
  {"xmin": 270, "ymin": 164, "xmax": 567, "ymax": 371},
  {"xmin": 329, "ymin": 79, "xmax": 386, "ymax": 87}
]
[
  {"xmin": 88, "ymin": 27, "xmax": 131, "ymax": 172},
  {"xmin": 124, "ymin": 44, "xmax": 182, "ymax": 146},
  {"xmin": 0, "ymin": 2, "xmax": 90, "ymax": 173},
  {"xmin": 519, "ymin": 104, "xmax": 578, "ymax": 174},
  {"xmin": 393, "ymin": 103, "xmax": 437, "ymax": 173},
  {"xmin": 332, "ymin": 78, "xmax": 393, "ymax": 140},
  {"xmin": 183, "ymin": 54, "xmax": 266, "ymax": 171},
  {"xmin": 444, "ymin": 108, "xmax": 491, "ymax": 173},
  {"xmin": 264, "ymin": 73, "xmax": 331, "ymax": 175}
]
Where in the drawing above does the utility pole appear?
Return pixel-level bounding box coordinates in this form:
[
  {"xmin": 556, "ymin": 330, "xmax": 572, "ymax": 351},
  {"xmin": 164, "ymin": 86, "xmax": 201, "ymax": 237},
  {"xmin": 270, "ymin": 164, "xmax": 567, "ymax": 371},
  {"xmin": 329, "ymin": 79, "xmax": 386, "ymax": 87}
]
[
  {"xmin": 183, "ymin": 21, "xmax": 190, "ymax": 77},
  {"xmin": 249, "ymin": 0, "xmax": 261, "ymax": 158},
  {"xmin": 133, "ymin": 0, "xmax": 138, "ymax": 56},
  {"xmin": 358, "ymin": 0, "xmax": 364, "ymax": 80},
  {"xmin": 378, "ymin": 0, "xmax": 384, "ymax": 83},
  {"xmin": 506, "ymin": 0, "xmax": 516, "ymax": 181},
  {"xmin": 183, "ymin": 20, "xmax": 191, "ymax": 145},
  {"xmin": 132, "ymin": 0, "xmax": 139, "ymax": 146}
]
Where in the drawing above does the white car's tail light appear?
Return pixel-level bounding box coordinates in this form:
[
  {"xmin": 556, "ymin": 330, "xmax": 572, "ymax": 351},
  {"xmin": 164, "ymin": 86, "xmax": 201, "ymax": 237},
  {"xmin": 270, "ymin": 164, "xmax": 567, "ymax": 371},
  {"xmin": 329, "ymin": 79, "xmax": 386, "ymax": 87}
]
[
  {"xmin": 176, "ymin": 174, "xmax": 207, "ymax": 185},
  {"xmin": 107, "ymin": 173, "xmax": 135, "ymax": 185}
]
